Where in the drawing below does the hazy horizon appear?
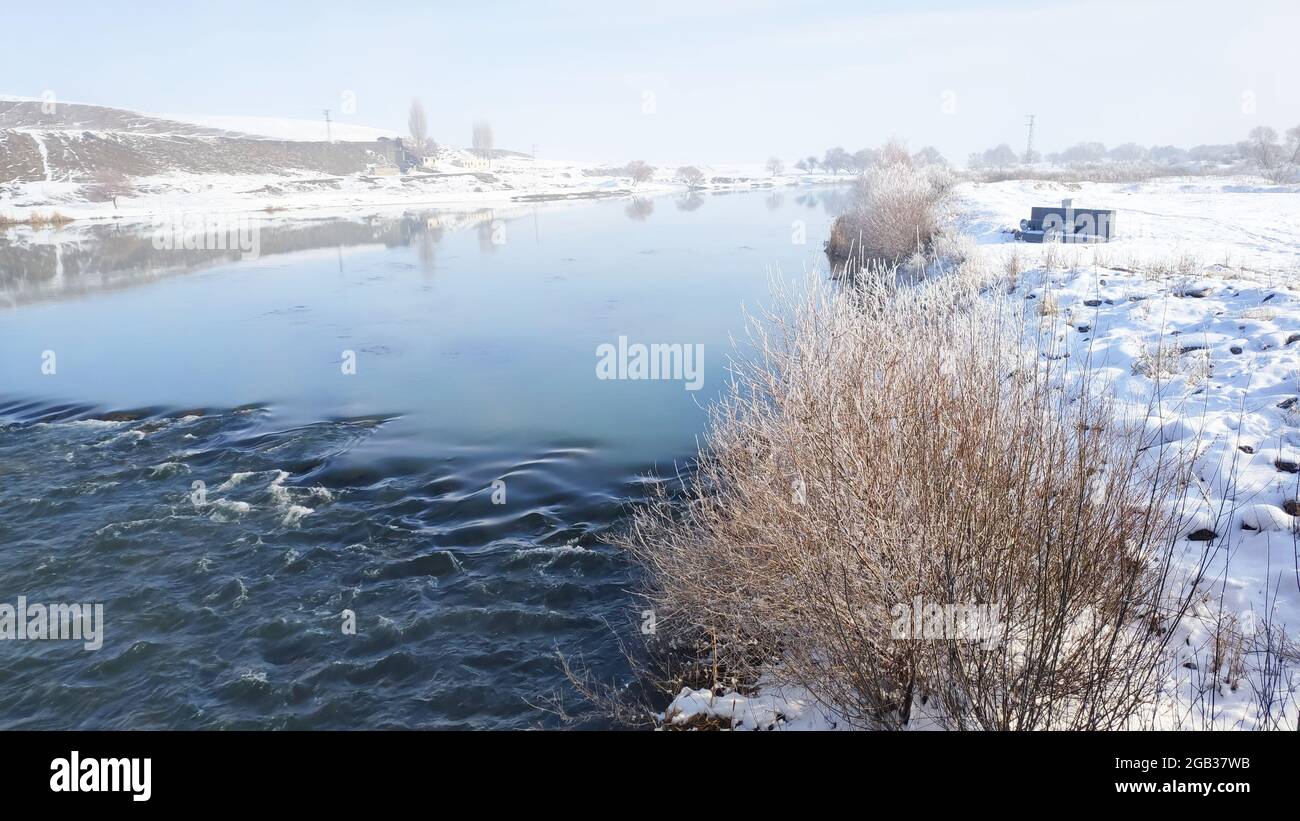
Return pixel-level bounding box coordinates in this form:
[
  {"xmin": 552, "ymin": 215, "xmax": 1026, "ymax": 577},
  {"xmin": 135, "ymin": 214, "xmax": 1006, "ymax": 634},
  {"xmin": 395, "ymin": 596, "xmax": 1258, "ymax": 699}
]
[{"xmin": 3, "ymin": 0, "xmax": 1297, "ymax": 165}]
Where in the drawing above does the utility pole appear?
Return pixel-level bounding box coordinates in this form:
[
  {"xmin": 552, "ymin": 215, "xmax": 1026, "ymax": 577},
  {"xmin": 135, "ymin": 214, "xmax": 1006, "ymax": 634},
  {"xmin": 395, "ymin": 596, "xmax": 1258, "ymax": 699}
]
[
  {"xmin": 1024, "ymin": 114, "xmax": 1036, "ymax": 164},
  {"xmin": 323, "ymin": 109, "xmax": 333, "ymax": 143}
]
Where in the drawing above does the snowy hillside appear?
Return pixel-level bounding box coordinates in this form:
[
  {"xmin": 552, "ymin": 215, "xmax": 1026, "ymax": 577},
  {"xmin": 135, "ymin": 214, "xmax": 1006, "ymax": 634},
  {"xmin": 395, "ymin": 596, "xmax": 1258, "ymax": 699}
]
[{"xmin": 159, "ymin": 114, "xmax": 400, "ymax": 143}]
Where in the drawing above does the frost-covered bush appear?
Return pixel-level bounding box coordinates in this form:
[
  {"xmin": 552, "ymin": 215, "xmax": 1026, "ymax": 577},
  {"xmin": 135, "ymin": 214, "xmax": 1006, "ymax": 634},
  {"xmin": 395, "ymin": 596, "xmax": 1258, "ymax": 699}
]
[
  {"xmin": 826, "ymin": 162, "xmax": 953, "ymax": 266},
  {"xmin": 619, "ymin": 272, "xmax": 1194, "ymax": 730}
]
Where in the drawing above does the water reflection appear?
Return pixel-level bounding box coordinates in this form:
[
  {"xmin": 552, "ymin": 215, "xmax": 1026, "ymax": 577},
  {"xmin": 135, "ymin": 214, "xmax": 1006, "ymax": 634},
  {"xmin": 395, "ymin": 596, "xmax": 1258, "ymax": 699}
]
[
  {"xmin": 674, "ymin": 192, "xmax": 705, "ymax": 212},
  {"xmin": 624, "ymin": 197, "xmax": 654, "ymax": 222},
  {"xmin": 794, "ymin": 186, "xmax": 853, "ymax": 214},
  {"xmin": 0, "ymin": 186, "xmax": 849, "ymax": 308}
]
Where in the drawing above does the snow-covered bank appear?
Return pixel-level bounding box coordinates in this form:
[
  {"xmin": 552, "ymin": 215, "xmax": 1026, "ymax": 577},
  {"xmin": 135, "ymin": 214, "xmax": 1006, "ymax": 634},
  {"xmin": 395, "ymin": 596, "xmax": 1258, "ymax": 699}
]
[
  {"xmin": 665, "ymin": 177, "xmax": 1300, "ymax": 730},
  {"xmin": 1, "ymin": 152, "xmax": 849, "ymax": 224}
]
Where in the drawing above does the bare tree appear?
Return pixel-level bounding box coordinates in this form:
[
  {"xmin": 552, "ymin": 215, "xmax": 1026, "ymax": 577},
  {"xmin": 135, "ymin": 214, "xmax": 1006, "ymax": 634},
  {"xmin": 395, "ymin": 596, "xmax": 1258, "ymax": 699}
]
[
  {"xmin": 408, "ymin": 99, "xmax": 429, "ymax": 157},
  {"xmin": 1287, "ymin": 125, "xmax": 1300, "ymax": 167},
  {"xmin": 89, "ymin": 167, "xmax": 130, "ymax": 208},
  {"xmin": 626, "ymin": 160, "xmax": 654, "ymax": 186},
  {"xmin": 1247, "ymin": 126, "xmax": 1288, "ymax": 182},
  {"xmin": 472, "ymin": 120, "xmax": 494, "ymax": 164},
  {"xmin": 766, "ymin": 156, "xmax": 784, "ymax": 176},
  {"xmin": 676, "ymin": 165, "xmax": 705, "ymax": 188}
]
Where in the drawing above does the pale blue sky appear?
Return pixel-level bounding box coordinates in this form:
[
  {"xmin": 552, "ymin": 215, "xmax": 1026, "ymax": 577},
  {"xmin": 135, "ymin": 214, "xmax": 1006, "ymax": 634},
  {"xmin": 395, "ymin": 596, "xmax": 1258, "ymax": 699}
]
[{"xmin": 3, "ymin": 0, "xmax": 1296, "ymax": 165}]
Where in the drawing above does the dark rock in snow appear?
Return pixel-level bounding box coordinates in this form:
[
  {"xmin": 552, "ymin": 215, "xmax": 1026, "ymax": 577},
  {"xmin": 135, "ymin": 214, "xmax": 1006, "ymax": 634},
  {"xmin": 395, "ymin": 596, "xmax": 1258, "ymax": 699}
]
[
  {"xmin": 1286, "ymin": 333, "xmax": 1300, "ymax": 346},
  {"xmin": 1187, "ymin": 528, "xmax": 1218, "ymax": 542},
  {"xmin": 1274, "ymin": 459, "xmax": 1300, "ymax": 474},
  {"xmin": 1083, "ymin": 298, "xmax": 1102, "ymax": 307},
  {"xmin": 1283, "ymin": 500, "xmax": 1300, "ymax": 517},
  {"xmin": 1230, "ymin": 345, "xmax": 1243, "ymax": 355},
  {"xmin": 1238, "ymin": 444, "xmax": 1255, "ymax": 454},
  {"xmin": 1277, "ymin": 397, "xmax": 1298, "ymax": 411}
]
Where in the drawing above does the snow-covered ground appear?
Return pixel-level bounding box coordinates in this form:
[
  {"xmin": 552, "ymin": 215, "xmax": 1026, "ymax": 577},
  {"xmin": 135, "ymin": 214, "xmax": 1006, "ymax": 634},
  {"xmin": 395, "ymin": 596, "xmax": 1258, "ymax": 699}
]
[
  {"xmin": 666, "ymin": 177, "xmax": 1300, "ymax": 730},
  {"xmin": 1, "ymin": 156, "xmax": 836, "ymax": 223},
  {"xmin": 2, "ymin": 97, "xmax": 843, "ymax": 221}
]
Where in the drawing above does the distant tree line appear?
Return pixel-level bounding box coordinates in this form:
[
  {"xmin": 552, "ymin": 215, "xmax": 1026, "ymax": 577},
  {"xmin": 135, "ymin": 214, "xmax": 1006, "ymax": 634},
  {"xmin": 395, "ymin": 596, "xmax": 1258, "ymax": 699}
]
[
  {"xmin": 967, "ymin": 123, "xmax": 1300, "ymax": 182},
  {"xmin": 792, "ymin": 143, "xmax": 947, "ymax": 175}
]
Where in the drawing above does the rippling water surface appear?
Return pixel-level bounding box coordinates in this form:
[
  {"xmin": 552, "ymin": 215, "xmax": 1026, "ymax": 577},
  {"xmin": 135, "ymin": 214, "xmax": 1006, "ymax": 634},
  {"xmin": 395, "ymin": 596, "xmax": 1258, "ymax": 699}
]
[{"xmin": 0, "ymin": 187, "xmax": 842, "ymax": 728}]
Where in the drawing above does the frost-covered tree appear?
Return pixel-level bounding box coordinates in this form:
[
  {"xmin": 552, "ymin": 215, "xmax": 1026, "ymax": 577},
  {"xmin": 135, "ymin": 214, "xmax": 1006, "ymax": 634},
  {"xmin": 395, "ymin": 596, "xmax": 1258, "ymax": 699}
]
[
  {"xmin": 472, "ymin": 120, "xmax": 494, "ymax": 162},
  {"xmin": 911, "ymin": 146, "xmax": 947, "ymax": 167},
  {"xmin": 1149, "ymin": 145, "xmax": 1189, "ymax": 165},
  {"xmin": 1246, "ymin": 126, "xmax": 1289, "ymax": 182},
  {"xmin": 408, "ymin": 99, "xmax": 429, "ymax": 156},
  {"xmin": 626, "ymin": 160, "xmax": 655, "ymax": 186},
  {"xmin": 822, "ymin": 147, "xmax": 852, "ymax": 174},
  {"xmin": 676, "ymin": 165, "xmax": 705, "ymax": 188},
  {"xmin": 851, "ymin": 148, "xmax": 878, "ymax": 173},
  {"xmin": 1108, "ymin": 143, "xmax": 1149, "ymax": 163},
  {"xmin": 1188, "ymin": 143, "xmax": 1239, "ymax": 164},
  {"xmin": 766, "ymin": 156, "xmax": 784, "ymax": 176},
  {"xmin": 982, "ymin": 143, "xmax": 1018, "ymax": 168},
  {"xmin": 1056, "ymin": 142, "xmax": 1108, "ymax": 164}
]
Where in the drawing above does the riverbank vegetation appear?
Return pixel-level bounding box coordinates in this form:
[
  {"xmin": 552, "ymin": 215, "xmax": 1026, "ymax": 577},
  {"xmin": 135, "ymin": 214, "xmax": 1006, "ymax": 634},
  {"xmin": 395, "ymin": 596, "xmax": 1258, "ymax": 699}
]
[
  {"xmin": 0, "ymin": 210, "xmax": 73, "ymax": 228},
  {"xmin": 616, "ymin": 261, "xmax": 1204, "ymax": 729},
  {"xmin": 589, "ymin": 156, "xmax": 1244, "ymax": 730}
]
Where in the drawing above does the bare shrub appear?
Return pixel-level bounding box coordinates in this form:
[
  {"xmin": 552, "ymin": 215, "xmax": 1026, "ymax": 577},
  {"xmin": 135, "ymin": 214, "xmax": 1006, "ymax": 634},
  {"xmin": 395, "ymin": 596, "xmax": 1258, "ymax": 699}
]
[
  {"xmin": 26, "ymin": 211, "xmax": 73, "ymax": 228},
  {"xmin": 1240, "ymin": 306, "xmax": 1277, "ymax": 322},
  {"xmin": 826, "ymin": 162, "xmax": 952, "ymax": 267},
  {"xmin": 1041, "ymin": 241, "xmax": 1062, "ymax": 271},
  {"xmin": 1144, "ymin": 252, "xmax": 1202, "ymax": 280},
  {"xmin": 619, "ymin": 272, "xmax": 1192, "ymax": 729},
  {"xmin": 1004, "ymin": 249, "xmax": 1023, "ymax": 290},
  {"xmin": 878, "ymin": 138, "xmax": 912, "ymax": 168},
  {"xmin": 1131, "ymin": 339, "xmax": 1183, "ymax": 380}
]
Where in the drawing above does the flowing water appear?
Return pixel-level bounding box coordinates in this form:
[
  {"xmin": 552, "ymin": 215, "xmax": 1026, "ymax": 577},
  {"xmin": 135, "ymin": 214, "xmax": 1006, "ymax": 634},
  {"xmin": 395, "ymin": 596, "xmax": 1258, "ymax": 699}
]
[{"xmin": 0, "ymin": 186, "xmax": 844, "ymax": 728}]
